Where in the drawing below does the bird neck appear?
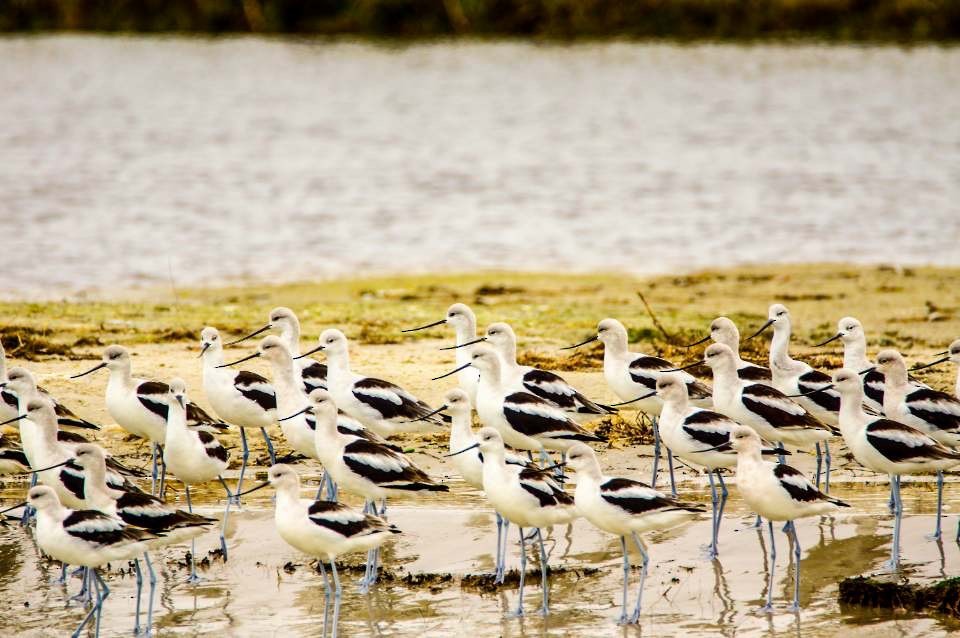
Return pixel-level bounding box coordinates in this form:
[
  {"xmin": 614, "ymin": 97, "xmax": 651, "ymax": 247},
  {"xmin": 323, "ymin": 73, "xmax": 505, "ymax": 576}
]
[
  {"xmin": 842, "ymin": 336, "xmax": 869, "ymax": 370},
  {"xmin": 449, "ymin": 414, "xmax": 474, "ymax": 447},
  {"xmin": 202, "ymin": 346, "xmax": 225, "ymax": 369},
  {"xmin": 769, "ymin": 323, "xmax": 794, "ymax": 370},
  {"xmin": 279, "ymin": 324, "xmax": 301, "ymax": 357}
]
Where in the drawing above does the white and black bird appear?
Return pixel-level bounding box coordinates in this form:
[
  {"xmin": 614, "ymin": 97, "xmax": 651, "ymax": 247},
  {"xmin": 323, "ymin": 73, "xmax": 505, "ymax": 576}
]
[
  {"xmin": 912, "ymin": 338, "xmax": 960, "ymax": 401},
  {"xmin": 876, "ymin": 349, "xmax": 960, "ymax": 541},
  {"xmin": 562, "ymin": 318, "xmax": 710, "ymax": 490},
  {"xmin": 450, "ymin": 427, "xmax": 577, "ymax": 616},
  {"xmin": 402, "ymin": 302, "xmax": 482, "ymax": 404},
  {"xmin": 441, "ymin": 346, "xmax": 605, "ymax": 468},
  {"xmin": 299, "ymin": 329, "xmax": 442, "ymax": 438},
  {"xmin": 200, "ymin": 326, "xmax": 278, "ymax": 496},
  {"xmin": 225, "ymin": 306, "xmax": 328, "ymax": 395},
  {"xmin": 814, "ymin": 317, "xmax": 889, "ymax": 412},
  {"xmin": 161, "ymin": 378, "xmax": 233, "ymax": 579},
  {"xmin": 832, "ymin": 369, "xmax": 960, "ymax": 564},
  {"xmin": 284, "ymin": 389, "xmax": 447, "ymax": 590},
  {"xmin": 683, "ymin": 316, "xmax": 773, "ymax": 383},
  {"xmin": 237, "ymin": 464, "xmax": 400, "ymax": 638},
  {"xmin": 72, "ymin": 345, "xmax": 228, "ymax": 493},
  {"xmin": 565, "ymin": 442, "xmax": 703, "ymax": 625},
  {"xmin": 719, "ymin": 426, "xmax": 848, "ymax": 612},
  {"xmin": 0, "ymin": 433, "xmax": 29, "ymax": 475},
  {"xmin": 451, "ymin": 321, "xmax": 615, "ymax": 418}
]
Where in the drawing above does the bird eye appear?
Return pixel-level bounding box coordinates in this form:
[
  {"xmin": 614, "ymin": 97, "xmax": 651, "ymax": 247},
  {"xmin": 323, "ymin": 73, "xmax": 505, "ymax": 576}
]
[{"xmin": 777, "ymin": 311, "xmax": 785, "ymax": 317}]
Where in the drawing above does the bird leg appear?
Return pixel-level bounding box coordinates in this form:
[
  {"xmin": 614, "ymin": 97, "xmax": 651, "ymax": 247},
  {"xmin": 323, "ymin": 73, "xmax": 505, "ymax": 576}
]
[
  {"xmin": 761, "ymin": 521, "xmax": 776, "ymax": 612},
  {"xmin": 629, "ymin": 532, "xmax": 649, "ymax": 624}
]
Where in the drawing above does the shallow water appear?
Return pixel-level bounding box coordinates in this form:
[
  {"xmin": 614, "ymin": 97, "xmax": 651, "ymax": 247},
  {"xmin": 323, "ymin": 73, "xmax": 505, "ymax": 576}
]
[
  {"xmin": 1, "ymin": 480, "xmax": 958, "ymax": 637},
  {"xmin": 2, "ymin": 38, "xmax": 960, "ymax": 296}
]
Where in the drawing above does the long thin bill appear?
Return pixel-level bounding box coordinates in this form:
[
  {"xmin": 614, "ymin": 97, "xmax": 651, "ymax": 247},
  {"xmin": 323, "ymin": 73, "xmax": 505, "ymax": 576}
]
[
  {"xmin": 224, "ymin": 324, "xmax": 272, "ymax": 346},
  {"xmin": 445, "ymin": 442, "xmax": 480, "ymax": 457},
  {"xmin": 278, "ymin": 407, "xmax": 310, "ymax": 422},
  {"xmin": 294, "ymin": 344, "xmax": 324, "ymax": 360},
  {"xmin": 404, "ymin": 405, "xmax": 448, "ymax": 423},
  {"xmin": 432, "ymin": 362, "xmax": 472, "ymax": 381},
  {"xmin": 813, "ymin": 333, "xmax": 842, "ymax": 347},
  {"xmin": 746, "ymin": 319, "xmax": 776, "ymax": 341},
  {"xmin": 681, "ymin": 334, "xmax": 711, "ymax": 348},
  {"xmin": 560, "ymin": 335, "xmax": 598, "ymax": 350},
  {"xmin": 235, "ymin": 481, "xmax": 271, "ymax": 497},
  {"xmin": 910, "ymin": 357, "xmax": 950, "ymax": 372},
  {"xmin": 439, "ymin": 337, "xmax": 486, "ymax": 351},
  {"xmin": 70, "ymin": 362, "xmax": 107, "ymax": 379},
  {"xmin": 609, "ymin": 391, "xmax": 658, "ymax": 407},
  {"xmin": 401, "ymin": 319, "xmax": 446, "ymax": 333},
  {"xmin": 216, "ymin": 352, "xmax": 261, "ymax": 368}
]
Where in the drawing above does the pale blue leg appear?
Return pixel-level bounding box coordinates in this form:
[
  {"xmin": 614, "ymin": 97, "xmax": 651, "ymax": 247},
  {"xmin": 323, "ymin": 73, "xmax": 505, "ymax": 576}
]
[
  {"xmin": 651, "ymin": 417, "xmax": 661, "ymax": 488},
  {"xmin": 618, "ymin": 536, "xmax": 630, "ymax": 624},
  {"xmin": 92, "ymin": 570, "xmax": 110, "ymax": 638},
  {"xmin": 218, "ymin": 476, "xmax": 233, "ymax": 560},
  {"xmin": 885, "ymin": 475, "xmax": 903, "ymax": 570},
  {"xmin": 185, "ymin": 485, "xmax": 202, "ymax": 584},
  {"xmin": 761, "ymin": 521, "xmax": 776, "ymax": 612},
  {"xmin": 157, "ymin": 444, "xmax": 167, "ymax": 497},
  {"xmin": 314, "ymin": 469, "xmax": 327, "ymax": 501},
  {"xmin": 325, "ymin": 473, "xmax": 338, "ymax": 502},
  {"xmin": 930, "ymin": 471, "xmax": 944, "ymax": 540},
  {"xmin": 823, "ymin": 441, "xmax": 832, "ymax": 494},
  {"xmin": 144, "ymin": 553, "xmax": 157, "ymax": 636},
  {"xmin": 132, "ymin": 558, "xmax": 143, "ymax": 635},
  {"xmin": 628, "ymin": 532, "xmax": 649, "ymax": 624},
  {"xmin": 538, "ymin": 449, "xmax": 550, "ymax": 467},
  {"xmin": 494, "ymin": 513, "xmax": 503, "ymax": 578},
  {"xmin": 536, "ymin": 529, "xmax": 550, "ymax": 615},
  {"xmin": 260, "ymin": 427, "xmax": 276, "ymax": 464},
  {"xmin": 666, "ymin": 447, "xmax": 677, "ymax": 497},
  {"xmin": 753, "ymin": 514, "xmax": 763, "ymax": 528},
  {"xmin": 360, "ymin": 501, "xmax": 377, "ymax": 592},
  {"xmin": 707, "ymin": 471, "xmax": 719, "ymax": 559},
  {"xmin": 233, "ymin": 428, "xmax": 250, "ymax": 506},
  {"xmin": 69, "ymin": 567, "xmax": 90, "ymax": 602},
  {"xmin": 21, "ymin": 472, "xmax": 37, "ymax": 525},
  {"xmin": 330, "ymin": 560, "xmax": 343, "ymax": 638},
  {"xmin": 814, "ymin": 443, "xmax": 822, "ymax": 489},
  {"xmin": 497, "ymin": 519, "xmax": 510, "ymax": 584},
  {"xmin": 150, "ymin": 442, "xmax": 159, "ymax": 495},
  {"xmin": 71, "ymin": 570, "xmax": 102, "ymax": 638},
  {"xmin": 53, "ymin": 562, "xmax": 68, "ymax": 586},
  {"xmin": 787, "ymin": 521, "xmax": 801, "ymax": 612},
  {"xmin": 318, "ymin": 561, "xmax": 332, "ymax": 637},
  {"xmin": 716, "ymin": 472, "xmax": 729, "ymax": 553},
  {"xmin": 510, "ymin": 526, "xmax": 527, "ymax": 617}
]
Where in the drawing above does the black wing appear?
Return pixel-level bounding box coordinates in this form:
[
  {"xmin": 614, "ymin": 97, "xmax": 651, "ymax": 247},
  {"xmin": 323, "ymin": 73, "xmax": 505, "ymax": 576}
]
[
  {"xmin": 197, "ymin": 430, "xmax": 228, "ymax": 463},
  {"xmin": 738, "ymin": 365, "xmax": 773, "ymax": 382},
  {"xmin": 136, "ymin": 381, "xmax": 170, "ymax": 421},
  {"xmin": 682, "ymin": 410, "xmax": 734, "ymax": 448},
  {"xmin": 521, "ymin": 369, "xmax": 614, "ymax": 415},
  {"xmin": 797, "ymin": 369, "xmax": 841, "ymax": 413},
  {"xmin": 352, "ymin": 378, "xmax": 436, "ymax": 422},
  {"xmin": 863, "ymin": 369, "xmax": 886, "ymax": 407},
  {"xmin": 234, "ymin": 370, "xmax": 277, "ymax": 412},
  {"xmin": 342, "ymin": 438, "xmax": 444, "ymax": 491},
  {"xmin": 300, "ymin": 360, "xmax": 328, "ymax": 394},
  {"xmin": 741, "ymin": 383, "xmax": 828, "ymax": 432},
  {"xmin": 904, "ymin": 387, "xmax": 960, "ymax": 434},
  {"xmin": 307, "ymin": 500, "xmax": 399, "ymax": 538},
  {"xmin": 116, "ymin": 490, "xmax": 215, "ymax": 532},
  {"xmin": 59, "ymin": 460, "xmax": 87, "ymax": 500},
  {"xmin": 600, "ymin": 477, "xmax": 704, "ymax": 516},
  {"xmin": 865, "ymin": 419, "xmax": 960, "ymax": 463},
  {"xmin": 518, "ymin": 467, "xmax": 573, "ymax": 508},
  {"xmin": 63, "ymin": 509, "xmax": 156, "ymax": 546}
]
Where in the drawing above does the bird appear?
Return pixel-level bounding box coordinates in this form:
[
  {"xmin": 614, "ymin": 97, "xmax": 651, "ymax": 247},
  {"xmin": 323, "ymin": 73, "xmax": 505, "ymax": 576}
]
[
  {"xmin": 564, "ymin": 442, "xmax": 703, "ymax": 624},
  {"xmin": 236, "ymin": 464, "xmax": 399, "ymax": 638},
  {"xmin": 72, "ymin": 345, "xmax": 228, "ymax": 494},
  {"xmin": 814, "ymin": 317, "xmax": 889, "ymax": 412},
  {"xmin": 440, "ymin": 346, "xmax": 605, "ymax": 471},
  {"xmin": 450, "ymin": 427, "xmax": 577, "ymax": 616},
  {"xmin": 200, "ymin": 326, "xmax": 278, "ymax": 498},
  {"xmin": 699, "ymin": 343, "xmax": 837, "ymax": 487},
  {"xmin": 10, "ymin": 485, "xmax": 158, "ymax": 638},
  {"xmin": 283, "ymin": 388, "xmax": 447, "ymax": 591},
  {"xmin": 452, "ymin": 321, "xmax": 615, "ymax": 418},
  {"xmin": 161, "ymin": 378, "xmax": 233, "ymax": 580},
  {"xmin": 2, "ymin": 367, "xmax": 102, "ymax": 439},
  {"xmin": 831, "ymin": 368, "xmax": 960, "ymax": 565},
  {"xmin": 224, "ymin": 306, "xmax": 328, "ymax": 395},
  {"xmin": 652, "ymin": 373, "xmax": 743, "ymax": 558},
  {"xmin": 875, "ymin": 349, "xmax": 960, "ymax": 540},
  {"xmin": 682, "ymin": 316, "xmax": 773, "ymax": 383},
  {"xmin": 562, "ymin": 318, "xmax": 711, "ymax": 492},
  {"xmin": 402, "ymin": 302, "xmax": 482, "ymax": 404},
  {"xmin": 0, "ymin": 433, "xmax": 29, "ymax": 475},
  {"xmin": 298, "ymin": 329, "xmax": 442, "ymax": 438},
  {"xmin": 911, "ymin": 338, "xmax": 960, "ymax": 400},
  {"xmin": 719, "ymin": 425, "xmax": 849, "ymax": 612},
  {"xmin": 71, "ymin": 443, "xmax": 216, "ymax": 635},
  {"xmin": 440, "ymin": 387, "xmax": 531, "ymax": 578}
]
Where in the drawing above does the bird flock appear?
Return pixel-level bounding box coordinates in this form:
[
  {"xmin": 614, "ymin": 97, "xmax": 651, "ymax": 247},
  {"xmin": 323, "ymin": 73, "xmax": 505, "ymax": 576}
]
[{"xmin": 1, "ymin": 302, "xmax": 959, "ymax": 636}]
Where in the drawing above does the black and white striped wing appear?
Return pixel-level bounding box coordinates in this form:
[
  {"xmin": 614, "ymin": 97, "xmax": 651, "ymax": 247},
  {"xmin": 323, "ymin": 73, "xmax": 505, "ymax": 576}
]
[
  {"xmin": 136, "ymin": 381, "xmax": 170, "ymax": 421},
  {"xmin": 904, "ymin": 387, "xmax": 960, "ymax": 436},
  {"xmin": 741, "ymin": 384, "xmax": 833, "ymax": 433},
  {"xmin": 197, "ymin": 430, "xmax": 229, "ymax": 463},
  {"xmin": 521, "ymin": 369, "xmax": 613, "ymax": 415},
  {"xmin": 299, "ymin": 359, "xmax": 328, "ymax": 394},
  {"xmin": 352, "ymin": 378, "xmax": 436, "ymax": 422},
  {"xmin": 0, "ymin": 441, "xmax": 29, "ymax": 473},
  {"xmin": 626, "ymin": 355, "xmax": 673, "ymax": 390},
  {"xmin": 186, "ymin": 402, "xmax": 230, "ymax": 432},
  {"xmin": 63, "ymin": 510, "xmax": 156, "ymax": 547},
  {"xmin": 116, "ymin": 490, "xmax": 215, "ymax": 532},
  {"xmin": 234, "ymin": 371, "xmax": 277, "ymax": 413},
  {"xmin": 335, "ymin": 412, "xmax": 401, "ymax": 450},
  {"xmin": 738, "ymin": 364, "xmax": 773, "ymax": 383},
  {"xmin": 796, "ymin": 369, "xmax": 841, "ymax": 413},
  {"xmin": 862, "ymin": 369, "xmax": 886, "ymax": 408},
  {"xmin": 57, "ymin": 430, "xmax": 91, "ymax": 445},
  {"xmin": 518, "ymin": 467, "xmax": 573, "ymax": 508},
  {"xmin": 600, "ymin": 477, "xmax": 703, "ymax": 517},
  {"xmin": 49, "ymin": 397, "xmax": 100, "ymax": 431},
  {"xmin": 682, "ymin": 409, "xmax": 736, "ymax": 451},
  {"xmin": 502, "ymin": 393, "xmax": 604, "ymax": 443},
  {"xmin": 58, "ymin": 459, "xmax": 87, "ymax": 501},
  {"xmin": 307, "ymin": 500, "xmax": 398, "ymax": 538},
  {"xmin": 0, "ymin": 389, "xmax": 17, "ymax": 411},
  {"xmin": 341, "ymin": 438, "xmax": 434, "ymax": 488},
  {"xmin": 773, "ymin": 464, "xmax": 827, "ymax": 503},
  {"xmin": 865, "ymin": 419, "xmax": 960, "ymax": 463}
]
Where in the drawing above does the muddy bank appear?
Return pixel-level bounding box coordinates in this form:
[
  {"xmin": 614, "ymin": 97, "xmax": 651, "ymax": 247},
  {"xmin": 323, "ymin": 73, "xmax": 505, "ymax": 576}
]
[{"xmin": 839, "ymin": 576, "xmax": 960, "ymax": 620}]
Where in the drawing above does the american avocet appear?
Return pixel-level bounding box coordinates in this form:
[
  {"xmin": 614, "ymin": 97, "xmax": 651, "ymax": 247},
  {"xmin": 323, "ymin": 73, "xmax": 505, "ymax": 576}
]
[
  {"xmin": 912, "ymin": 338, "xmax": 960, "ymax": 401},
  {"xmin": 652, "ymin": 373, "xmax": 742, "ymax": 558},
  {"xmin": 441, "ymin": 388, "xmax": 530, "ymax": 577},
  {"xmin": 2, "ymin": 367, "xmax": 101, "ymax": 435},
  {"xmin": 719, "ymin": 425, "xmax": 848, "ymax": 612},
  {"xmin": 283, "ymin": 389, "xmax": 447, "ymax": 591},
  {"xmin": 748, "ymin": 304, "xmax": 842, "ymax": 425},
  {"xmin": 402, "ymin": 303, "xmax": 481, "ymax": 404},
  {"xmin": 6, "ymin": 485, "xmax": 157, "ymax": 638},
  {"xmin": 564, "ymin": 442, "xmax": 702, "ymax": 624},
  {"xmin": 225, "ymin": 307, "xmax": 328, "ymax": 395},
  {"xmin": 237, "ymin": 464, "xmax": 400, "ymax": 638},
  {"xmin": 72, "ymin": 443, "xmax": 216, "ymax": 635},
  {"xmin": 875, "ymin": 349, "xmax": 960, "ymax": 540},
  {"xmin": 298, "ymin": 329, "xmax": 442, "ymax": 438},
  {"xmin": 200, "ymin": 326, "xmax": 278, "ymax": 498},
  {"xmin": 699, "ymin": 344, "xmax": 837, "ymax": 482},
  {"xmin": 440, "ymin": 346, "xmax": 605, "ymax": 470},
  {"xmin": 814, "ymin": 317, "xmax": 890, "ymax": 413},
  {"xmin": 72, "ymin": 345, "xmax": 228, "ymax": 493},
  {"xmin": 831, "ymin": 369, "xmax": 960, "ymax": 564},
  {"xmin": 683, "ymin": 317, "xmax": 773, "ymax": 383},
  {"xmin": 562, "ymin": 318, "xmax": 710, "ymax": 490},
  {"xmin": 161, "ymin": 378, "xmax": 233, "ymax": 580},
  {"xmin": 0, "ymin": 344, "xmax": 100, "ymax": 430},
  {"xmin": 0, "ymin": 433, "xmax": 29, "ymax": 475},
  {"xmin": 450, "ymin": 427, "xmax": 576, "ymax": 616},
  {"xmin": 451, "ymin": 322, "xmax": 616, "ymax": 418}
]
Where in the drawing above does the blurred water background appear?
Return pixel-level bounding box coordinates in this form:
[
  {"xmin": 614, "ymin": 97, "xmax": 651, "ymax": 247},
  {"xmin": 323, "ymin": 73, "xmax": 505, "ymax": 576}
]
[{"xmin": 2, "ymin": 37, "xmax": 959, "ymax": 297}]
